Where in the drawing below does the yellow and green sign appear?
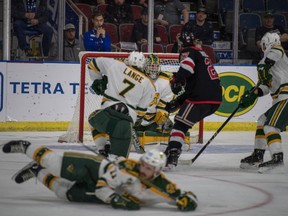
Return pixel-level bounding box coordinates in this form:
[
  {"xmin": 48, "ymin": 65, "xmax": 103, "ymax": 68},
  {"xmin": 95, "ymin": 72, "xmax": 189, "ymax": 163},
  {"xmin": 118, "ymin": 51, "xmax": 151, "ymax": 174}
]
[{"xmin": 216, "ymin": 72, "xmax": 256, "ymax": 117}]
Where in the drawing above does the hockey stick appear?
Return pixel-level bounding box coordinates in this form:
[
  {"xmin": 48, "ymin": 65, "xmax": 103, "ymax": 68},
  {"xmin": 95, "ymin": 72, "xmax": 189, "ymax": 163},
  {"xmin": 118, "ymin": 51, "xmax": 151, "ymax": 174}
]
[
  {"xmin": 191, "ymin": 82, "xmax": 261, "ymax": 164},
  {"xmin": 131, "ymin": 128, "xmax": 145, "ymax": 154}
]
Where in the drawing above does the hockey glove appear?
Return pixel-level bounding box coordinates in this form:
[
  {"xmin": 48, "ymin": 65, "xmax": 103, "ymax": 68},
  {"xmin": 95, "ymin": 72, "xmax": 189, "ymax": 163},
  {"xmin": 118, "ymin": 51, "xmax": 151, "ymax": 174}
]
[
  {"xmin": 110, "ymin": 193, "xmax": 141, "ymax": 210},
  {"xmin": 176, "ymin": 191, "xmax": 198, "ymax": 211},
  {"xmin": 257, "ymin": 64, "xmax": 272, "ymax": 86},
  {"xmin": 170, "ymin": 74, "xmax": 186, "ymax": 95},
  {"xmin": 165, "ymin": 94, "xmax": 186, "ymax": 113},
  {"xmin": 165, "ymin": 99, "xmax": 180, "ymax": 113},
  {"xmin": 239, "ymin": 89, "xmax": 258, "ymax": 108},
  {"xmin": 91, "ymin": 75, "xmax": 108, "ymax": 95}
]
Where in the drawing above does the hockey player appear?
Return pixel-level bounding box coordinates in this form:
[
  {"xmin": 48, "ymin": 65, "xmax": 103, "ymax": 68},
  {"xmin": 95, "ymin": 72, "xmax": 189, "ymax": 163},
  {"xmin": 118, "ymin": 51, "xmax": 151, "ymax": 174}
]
[
  {"xmin": 1, "ymin": 140, "xmax": 198, "ymax": 211},
  {"xmin": 134, "ymin": 54, "xmax": 175, "ymax": 149},
  {"xmin": 164, "ymin": 31, "xmax": 222, "ymax": 168},
  {"xmin": 136, "ymin": 54, "xmax": 174, "ymax": 132},
  {"xmin": 239, "ymin": 32, "xmax": 288, "ymax": 173},
  {"xmin": 87, "ymin": 51, "xmax": 157, "ymax": 158}
]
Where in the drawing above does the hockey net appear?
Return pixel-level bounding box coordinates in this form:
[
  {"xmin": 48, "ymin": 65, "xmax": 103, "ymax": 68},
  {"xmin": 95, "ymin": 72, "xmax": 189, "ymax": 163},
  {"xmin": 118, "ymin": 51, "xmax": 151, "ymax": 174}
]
[{"xmin": 59, "ymin": 52, "xmax": 203, "ymax": 145}]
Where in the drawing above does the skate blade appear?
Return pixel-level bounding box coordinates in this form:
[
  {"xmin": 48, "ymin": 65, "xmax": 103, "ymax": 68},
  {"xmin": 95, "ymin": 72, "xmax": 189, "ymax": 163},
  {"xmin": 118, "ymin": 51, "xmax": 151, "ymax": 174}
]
[
  {"xmin": 11, "ymin": 161, "xmax": 36, "ymax": 182},
  {"xmin": 163, "ymin": 164, "xmax": 176, "ymax": 171},
  {"xmin": 258, "ymin": 164, "xmax": 285, "ymax": 174},
  {"xmin": 240, "ymin": 163, "xmax": 259, "ymax": 170}
]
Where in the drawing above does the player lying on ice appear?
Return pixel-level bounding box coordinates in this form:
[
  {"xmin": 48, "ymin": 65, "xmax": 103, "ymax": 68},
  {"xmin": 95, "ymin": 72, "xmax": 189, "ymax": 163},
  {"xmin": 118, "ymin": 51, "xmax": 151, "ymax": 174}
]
[{"xmin": 1, "ymin": 140, "xmax": 198, "ymax": 211}]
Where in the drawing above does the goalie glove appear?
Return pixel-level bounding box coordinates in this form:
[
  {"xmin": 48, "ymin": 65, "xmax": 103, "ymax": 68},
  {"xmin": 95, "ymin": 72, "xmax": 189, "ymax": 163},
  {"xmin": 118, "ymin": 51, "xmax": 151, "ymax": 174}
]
[
  {"xmin": 257, "ymin": 64, "xmax": 272, "ymax": 87},
  {"xmin": 154, "ymin": 110, "xmax": 169, "ymax": 126},
  {"xmin": 110, "ymin": 193, "xmax": 141, "ymax": 210},
  {"xmin": 239, "ymin": 88, "xmax": 258, "ymax": 108},
  {"xmin": 176, "ymin": 191, "xmax": 198, "ymax": 211},
  {"xmin": 90, "ymin": 75, "xmax": 108, "ymax": 95}
]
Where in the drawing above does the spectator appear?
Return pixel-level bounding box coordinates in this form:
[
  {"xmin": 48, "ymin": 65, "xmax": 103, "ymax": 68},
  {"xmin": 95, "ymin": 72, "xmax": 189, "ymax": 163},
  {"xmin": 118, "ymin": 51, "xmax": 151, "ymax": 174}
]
[
  {"xmin": 83, "ymin": 11, "xmax": 111, "ymax": 52},
  {"xmin": 96, "ymin": 0, "xmax": 106, "ymax": 5},
  {"xmin": 133, "ymin": 8, "xmax": 161, "ymax": 50},
  {"xmin": 11, "ymin": 0, "xmax": 53, "ymax": 57},
  {"xmin": 63, "ymin": 23, "xmax": 83, "ymax": 62},
  {"xmin": 73, "ymin": 0, "xmax": 104, "ymax": 6},
  {"xmin": 105, "ymin": 0, "xmax": 133, "ymax": 26},
  {"xmin": 255, "ymin": 11, "xmax": 288, "ymax": 55},
  {"xmin": 154, "ymin": 0, "xmax": 189, "ymax": 26},
  {"xmin": 182, "ymin": 7, "xmax": 214, "ymax": 46},
  {"xmin": 126, "ymin": 0, "xmax": 148, "ymax": 8}
]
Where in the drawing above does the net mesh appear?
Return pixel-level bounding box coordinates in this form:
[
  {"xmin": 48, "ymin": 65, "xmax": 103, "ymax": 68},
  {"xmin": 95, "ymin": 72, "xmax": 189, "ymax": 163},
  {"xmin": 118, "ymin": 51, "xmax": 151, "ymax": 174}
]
[{"xmin": 58, "ymin": 52, "xmax": 203, "ymax": 144}]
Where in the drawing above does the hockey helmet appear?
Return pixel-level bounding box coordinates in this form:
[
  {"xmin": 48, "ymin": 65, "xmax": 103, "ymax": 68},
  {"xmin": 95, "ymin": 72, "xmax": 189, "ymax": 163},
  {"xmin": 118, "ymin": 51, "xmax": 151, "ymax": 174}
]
[
  {"xmin": 144, "ymin": 54, "xmax": 161, "ymax": 80},
  {"xmin": 140, "ymin": 149, "xmax": 167, "ymax": 178},
  {"xmin": 260, "ymin": 32, "xmax": 281, "ymax": 53},
  {"xmin": 179, "ymin": 31, "xmax": 195, "ymax": 47},
  {"xmin": 127, "ymin": 51, "xmax": 146, "ymax": 69}
]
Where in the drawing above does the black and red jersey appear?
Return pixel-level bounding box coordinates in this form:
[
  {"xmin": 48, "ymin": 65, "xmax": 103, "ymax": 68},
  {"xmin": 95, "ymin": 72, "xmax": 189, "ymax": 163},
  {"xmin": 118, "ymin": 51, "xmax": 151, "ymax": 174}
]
[{"xmin": 178, "ymin": 46, "xmax": 222, "ymax": 104}]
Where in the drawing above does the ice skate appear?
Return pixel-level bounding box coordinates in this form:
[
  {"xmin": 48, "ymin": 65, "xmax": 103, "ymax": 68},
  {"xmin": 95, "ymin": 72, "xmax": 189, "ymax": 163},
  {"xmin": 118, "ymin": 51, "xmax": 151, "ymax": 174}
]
[
  {"xmin": 12, "ymin": 161, "xmax": 43, "ymax": 184},
  {"xmin": 240, "ymin": 149, "xmax": 265, "ymax": 169},
  {"xmin": 1, "ymin": 140, "xmax": 31, "ymax": 154},
  {"xmin": 165, "ymin": 148, "xmax": 181, "ymax": 169},
  {"xmin": 258, "ymin": 152, "xmax": 284, "ymax": 173}
]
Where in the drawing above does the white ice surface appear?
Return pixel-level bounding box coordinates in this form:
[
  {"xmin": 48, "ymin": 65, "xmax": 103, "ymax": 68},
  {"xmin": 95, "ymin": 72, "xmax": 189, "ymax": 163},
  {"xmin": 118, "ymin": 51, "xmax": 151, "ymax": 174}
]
[{"xmin": 0, "ymin": 131, "xmax": 288, "ymax": 216}]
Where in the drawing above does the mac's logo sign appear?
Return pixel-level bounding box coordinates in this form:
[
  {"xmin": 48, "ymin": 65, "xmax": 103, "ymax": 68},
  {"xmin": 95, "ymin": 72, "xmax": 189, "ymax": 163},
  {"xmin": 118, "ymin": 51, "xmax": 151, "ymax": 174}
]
[{"xmin": 0, "ymin": 72, "xmax": 3, "ymax": 112}]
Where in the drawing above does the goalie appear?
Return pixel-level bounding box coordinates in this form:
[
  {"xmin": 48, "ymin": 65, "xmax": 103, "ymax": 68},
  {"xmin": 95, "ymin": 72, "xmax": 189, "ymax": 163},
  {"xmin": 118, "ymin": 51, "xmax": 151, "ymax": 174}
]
[
  {"xmin": 134, "ymin": 54, "xmax": 176, "ymax": 149},
  {"xmin": 1, "ymin": 140, "xmax": 198, "ymax": 211}
]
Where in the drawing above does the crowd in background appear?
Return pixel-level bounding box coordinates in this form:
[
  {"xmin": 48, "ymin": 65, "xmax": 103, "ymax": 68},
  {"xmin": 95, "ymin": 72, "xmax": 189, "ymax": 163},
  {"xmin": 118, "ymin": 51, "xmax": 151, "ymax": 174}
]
[{"xmin": 1, "ymin": 0, "xmax": 288, "ymax": 63}]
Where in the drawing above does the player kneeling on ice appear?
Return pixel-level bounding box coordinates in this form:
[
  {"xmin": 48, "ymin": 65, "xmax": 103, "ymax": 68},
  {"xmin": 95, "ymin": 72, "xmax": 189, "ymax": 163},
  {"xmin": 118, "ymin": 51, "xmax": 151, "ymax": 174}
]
[
  {"xmin": 86, "ymin": 51, "xmax": 157, "ymax": 158},
  {"xmin": 1, "ymin": 140, "xmax": 198, "ymax": 211},
  {"xmin": 239, "ymin": 32, "xmax": 288, "ymax": 173}
]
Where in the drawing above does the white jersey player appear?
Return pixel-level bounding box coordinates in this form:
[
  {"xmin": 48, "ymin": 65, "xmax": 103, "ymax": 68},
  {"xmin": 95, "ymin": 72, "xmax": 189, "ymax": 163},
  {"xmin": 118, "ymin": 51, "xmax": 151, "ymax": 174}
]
[
  {"xmin": 87, "ymin": 51, "xmax": 157, "ymax": 157},
  {"xmin": 88, "ymin": 53, "xmax": 156, "ymax": 123},
  {"xmin": 2, "ymin": 140, "xmax": 198, "ymax": 211},
  {"xmin": 239, "ymin": 32, "xmax": 288, "ymax": 172}
]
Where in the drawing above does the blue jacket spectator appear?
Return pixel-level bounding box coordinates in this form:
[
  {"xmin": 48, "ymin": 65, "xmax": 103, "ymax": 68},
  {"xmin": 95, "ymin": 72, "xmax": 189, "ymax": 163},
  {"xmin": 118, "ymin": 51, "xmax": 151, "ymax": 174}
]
[{"xmin": 83, "ymin": 11, "xmax": 111, "ymax": 52}]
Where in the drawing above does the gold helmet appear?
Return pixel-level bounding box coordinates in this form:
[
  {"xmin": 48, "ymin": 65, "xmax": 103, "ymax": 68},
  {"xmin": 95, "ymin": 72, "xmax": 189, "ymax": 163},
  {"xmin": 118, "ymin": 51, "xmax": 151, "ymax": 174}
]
[{"xmin": 144, "ymin": 54, "xmax": 161, "ymax": 80}]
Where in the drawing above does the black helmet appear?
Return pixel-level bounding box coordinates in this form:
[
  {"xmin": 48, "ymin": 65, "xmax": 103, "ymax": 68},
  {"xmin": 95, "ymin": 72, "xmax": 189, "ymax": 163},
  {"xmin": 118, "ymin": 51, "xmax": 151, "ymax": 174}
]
[{"xmin": 179, "ymin": 31, "xmax": 195, "ymax": 47}]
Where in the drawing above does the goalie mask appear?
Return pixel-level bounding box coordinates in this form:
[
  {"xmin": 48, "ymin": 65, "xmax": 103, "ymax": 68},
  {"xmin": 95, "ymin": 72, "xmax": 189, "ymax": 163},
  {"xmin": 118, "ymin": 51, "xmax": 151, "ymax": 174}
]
[
  {"xmin": 140, "ymin": 149, "xmax": 167, "ymax": 178},
  {"xmin": 144, "ymin": 54, "xmax": 161, "ymax": 80},
  {"xmin": 127, "ymin": 51, "xmax": 146, "ymax": 70},
  {"xmin": 179, "ymin": 31, "xmax": 195, "ymax": 47},
  {"xmin": 260, "ymin": 32, "xmax": 281, "ymax": 54}
]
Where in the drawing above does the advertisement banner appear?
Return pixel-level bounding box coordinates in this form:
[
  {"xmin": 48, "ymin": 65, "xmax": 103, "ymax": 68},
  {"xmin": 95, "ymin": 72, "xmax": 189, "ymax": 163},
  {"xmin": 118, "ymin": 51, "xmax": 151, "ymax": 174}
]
[
  {"xmin": 6, "ymin": 62, "xmax": 81, "ymax": 121},
  {"xmin": 1, "ymin": 63, "xmax": 273, "ymax": 123},
  {"xmin": 205, "ymin": 66, "xmax": 272, "ymax": 122}
]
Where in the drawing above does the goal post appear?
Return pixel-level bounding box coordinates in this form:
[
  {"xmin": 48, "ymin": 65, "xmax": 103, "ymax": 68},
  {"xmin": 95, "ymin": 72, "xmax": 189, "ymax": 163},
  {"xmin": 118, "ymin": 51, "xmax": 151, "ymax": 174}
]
[{"xmin": 59, "ymin": 52, "xmax": 203, "ymax": 144}]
